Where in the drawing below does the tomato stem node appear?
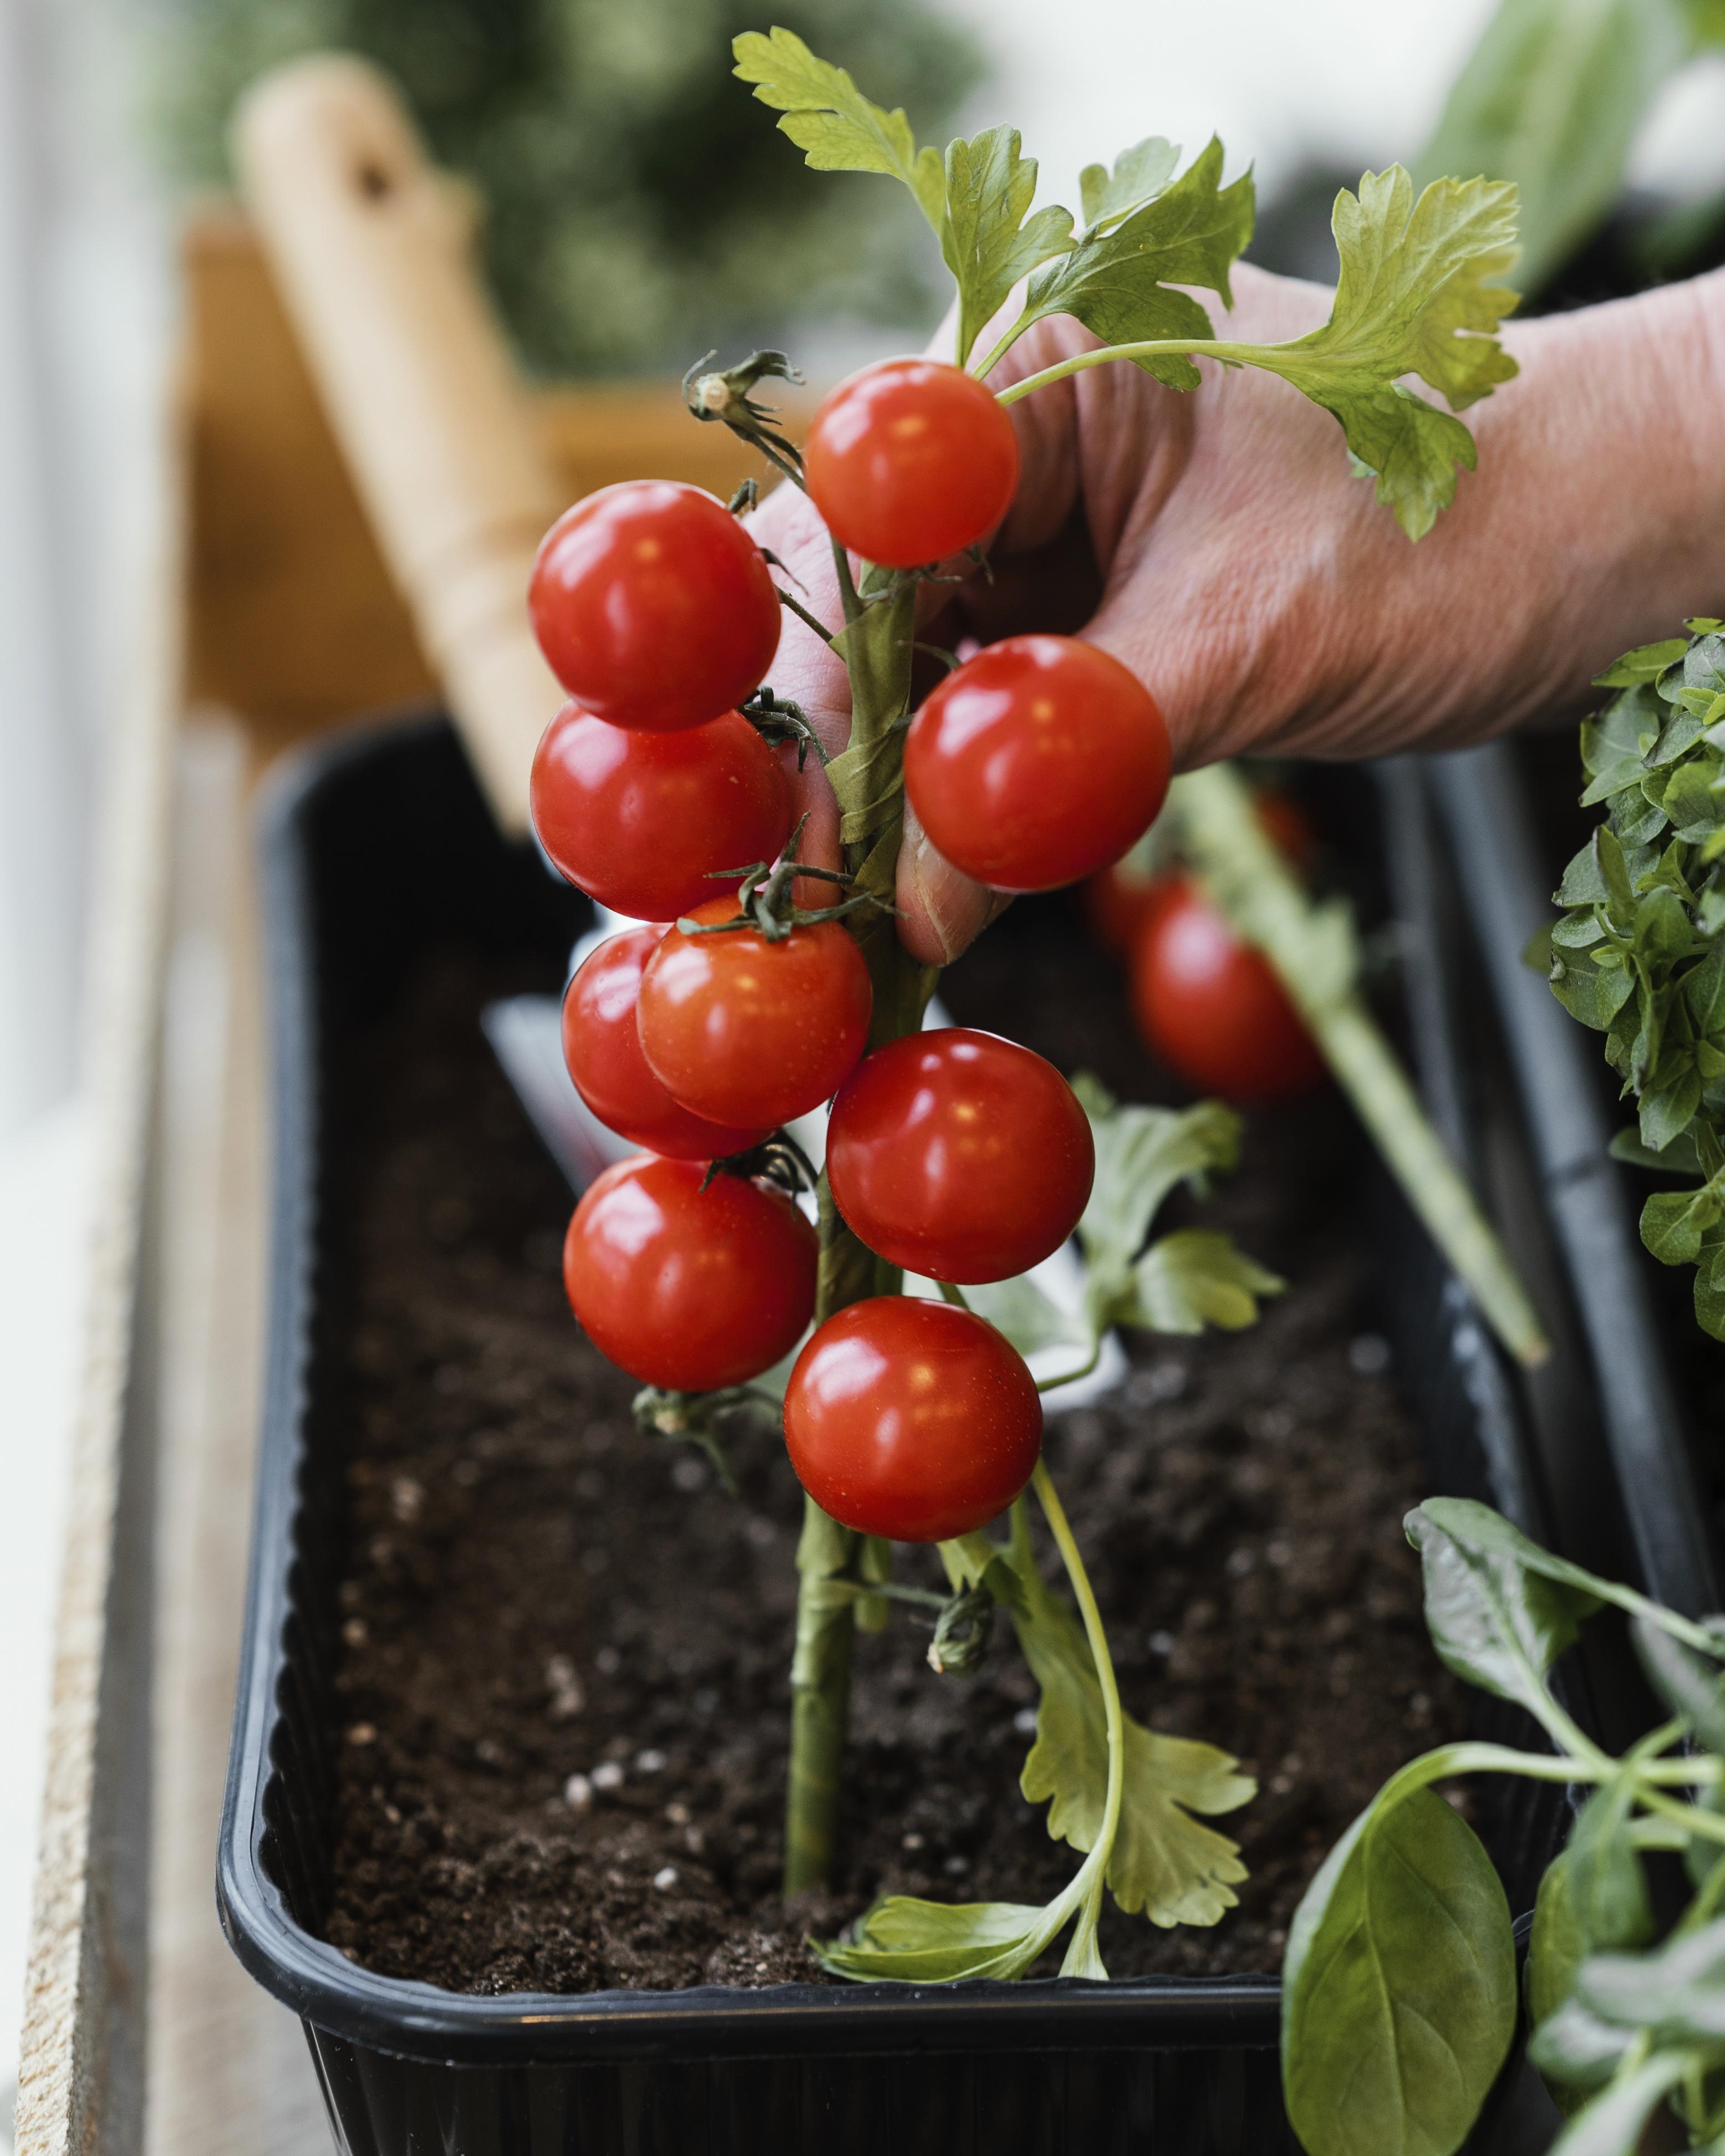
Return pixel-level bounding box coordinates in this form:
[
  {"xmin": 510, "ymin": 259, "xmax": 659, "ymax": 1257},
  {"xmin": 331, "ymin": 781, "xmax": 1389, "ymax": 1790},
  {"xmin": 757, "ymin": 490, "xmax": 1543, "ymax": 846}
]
[{"xmin": 683, "ymin": 346, "xmax": 807, "ymax": 490}]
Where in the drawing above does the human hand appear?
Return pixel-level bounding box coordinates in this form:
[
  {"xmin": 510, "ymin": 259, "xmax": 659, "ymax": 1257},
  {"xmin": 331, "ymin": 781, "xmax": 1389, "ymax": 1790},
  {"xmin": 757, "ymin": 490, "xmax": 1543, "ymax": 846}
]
[{"xmin": 752, "ymin": 259, "xmax": 1725, "ymax": 964}]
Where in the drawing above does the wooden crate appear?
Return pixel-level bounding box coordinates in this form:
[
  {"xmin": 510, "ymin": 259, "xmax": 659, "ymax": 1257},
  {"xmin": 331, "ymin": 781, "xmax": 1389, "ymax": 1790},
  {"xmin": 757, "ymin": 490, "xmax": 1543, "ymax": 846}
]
[{"xmin": 15, "ymin": 207, "xmax": 798, "ymax": 2156}]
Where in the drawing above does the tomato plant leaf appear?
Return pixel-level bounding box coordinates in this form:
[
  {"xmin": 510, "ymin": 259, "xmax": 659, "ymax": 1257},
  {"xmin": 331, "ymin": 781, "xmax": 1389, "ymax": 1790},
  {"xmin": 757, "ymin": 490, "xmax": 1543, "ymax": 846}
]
[
  {"xmin": 732, "ymin": 28, "xmax": 946, "ymax": 235},
  {"xmin": 813, "ymin": 1894, "xmax": 1056, "ymax": 1982},
  {"xmin": 1078, "ymin": 136, "xmax": 1180, "ymax": 232},
  {"xmin": 942, "ymin": 126, "xmax": 1073, "ymax": 368},
  {"xmin": 994, "ymin": 137, "xmax": 1254, "ymax": 390},
  {"xmin": 1281, "ymin": 1783, "xmax": 1517, "ymax": 2156},
  {"xmin": 1070, "ymin": 1078, "xmax": 1243, "ymax": 1286},
  {"xmin": 1122, "ymin": 1229, "xmax": 1284, "ymax": 1334},
  {"xmin": 1406, "ymin": 1499, "xmax": 1601, "ymax": 1731},
  {"xmin": 1416, "ymin": 0, "xmax": 1687, "ymax": 295},
  {"xmin": 962, "ymin": 1271, "xmax": 1093, "ymax": 1361},
  {"xmin": 1243, "ymin": 169, "xmax": 1520, "ymax": 538},
  {"xmin": 1007, "ymin": 1530, "xmax": 1253, "ymax": 1926}
]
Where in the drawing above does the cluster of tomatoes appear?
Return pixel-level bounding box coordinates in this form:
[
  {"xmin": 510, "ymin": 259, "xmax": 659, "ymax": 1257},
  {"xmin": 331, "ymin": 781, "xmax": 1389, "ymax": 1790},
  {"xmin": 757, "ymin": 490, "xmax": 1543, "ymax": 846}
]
[
  {"xmin": 526, "ymin": 355, "xmax": 1176, "ymax": 1544},
  {"xmin": 1094, "ymin": 794, "xmax": 1326, "ymax": 1105}
]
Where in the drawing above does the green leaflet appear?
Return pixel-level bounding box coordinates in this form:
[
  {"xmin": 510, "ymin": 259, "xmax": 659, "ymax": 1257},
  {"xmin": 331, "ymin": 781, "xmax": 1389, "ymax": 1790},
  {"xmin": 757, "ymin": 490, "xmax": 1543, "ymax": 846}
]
[
  {"xmin": 1010, "ymin": 138, "xmax": 1255, "ymax": 391},
  {"xmin": 1009, "ymin": 1538, "xmax": 1253, "ymax": 1927},
  {"xmin": 1124, "ymin": 1230, "xmax": 1284, "ymax": 1334},
  {"xmin": 815, "ymin": 1893, "xmax": 1059, "ymax": 1984},
  {"xmin": 1244, "ymin": 169, "xmax": 1521, "ymax": 538},
  {"xmin": 1416, "ymin": 0, "xmax": 1689, "ymax": 295},
  {"xmin": 1281, "ymin": 1783, "xmax": 1517, "ymax": 2156},
  {"xmin": 732, "ymin": 27, "xmax": 945, "ymax": 233},
  {"xmin": 1079, "ymin": 136, "xmax": 1180, "ymax": 231},
  {"xmin": 942, "ymin": 127, "xmax": 1073, "ymax": 368},
  {"xmin": 1538, "ymin": 2050, "xmax": 1699, "ymax": 2154},
  {"xmin": 1071, "ymin": 1078, "xmax": 1242, "ymax": 1282}
]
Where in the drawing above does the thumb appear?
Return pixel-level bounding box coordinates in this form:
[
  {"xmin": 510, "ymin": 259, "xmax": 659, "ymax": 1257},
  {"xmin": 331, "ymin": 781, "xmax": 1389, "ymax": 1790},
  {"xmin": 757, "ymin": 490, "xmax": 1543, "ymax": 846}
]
[{"xmin": 895, "ymin": 802, "xmax": 1011, "ymax": 966}]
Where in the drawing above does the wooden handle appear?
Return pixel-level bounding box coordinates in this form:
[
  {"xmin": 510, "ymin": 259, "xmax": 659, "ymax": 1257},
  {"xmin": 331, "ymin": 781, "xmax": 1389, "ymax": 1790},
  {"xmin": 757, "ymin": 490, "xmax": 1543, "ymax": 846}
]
[{"xmin": 231, "ymin": 54, "xmax": 565, "ymax": 832}]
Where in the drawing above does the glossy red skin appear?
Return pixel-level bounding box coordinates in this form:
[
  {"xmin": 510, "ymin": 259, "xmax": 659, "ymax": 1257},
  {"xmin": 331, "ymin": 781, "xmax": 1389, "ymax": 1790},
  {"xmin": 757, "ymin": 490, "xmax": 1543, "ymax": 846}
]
[
  {"xmin": 637, "ymin": 899, "xmax": 873, "ymax": 1129},
  {"xmin": 826, "ymin": 1029, "xmax": 1094, "ymax": 1284},
  {"xmin": 783, "ymin": 1297, "xmax": 1042, "ymax": 1542},
  {"xmin": 804, "ymin": 359, "xmax": 1020, "ymax": 570},
  {"xmin": 562, "ymin": 1155, "xmax": 816, "ymax": 1390},
  {"xmin": 529, "ymin": 480, "xmax": 781, "ymax": 730},
  {"xmin": 1085, "ymin": 793, "xmax": 1318, "ymax": 957},
  {"xmin": 904, "ymin": 635, "xmax": 1172, "ymax": 893},
  {"xmin": 1129, "ymin": 876, "xmax": 1326, "ymax": 1104},
  {"xmin": 562, "ymin": 929, "xmax": 773, "ymax": 1160},
  {"xmin": 530, "ymin": 702, "xmax": 793, "ymax": 923}
]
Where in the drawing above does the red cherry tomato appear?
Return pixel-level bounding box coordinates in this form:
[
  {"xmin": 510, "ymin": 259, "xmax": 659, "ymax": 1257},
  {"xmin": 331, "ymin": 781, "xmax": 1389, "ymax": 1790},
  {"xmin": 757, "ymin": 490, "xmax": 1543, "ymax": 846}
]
[
  {"xmin": 529, "ymin": 480, "xmax": 781, "ymax": 731},
  {"xmin": 1129, "ymin": 876, "xmax": 1326, "ymax": 1104},
  {"xmin": 637, "ymin": 900, "xmax": 873, "ymax": 1129},
  {"xmin": 904, "ymin": 635, "xmax": 1172, "ymax": 893},
  {"xmin": 803, "ymin": 359, "xmax": 1020, "ymax": 570},
  {"xmin": 562, "ymin": 929, "xmax": 774, "ymax": 1161},
  {"xmin": 783, "ymin": 1297, "xmax": 1042, "ymax": 1542},
  {"xmin": 1086, "ymin": 792, "xmax": 1318, "ymax": 957},
  {"xmin": 562, "ymin": 1155, "xmax": 816, "ymax": 1390},
  {"xmin": 826, "ymin": 1029, "xmax": 1094, "ymax": 1284},
  {"xmin": 530, "ymin": 702, "xmax": 793, "ymax": 923}
]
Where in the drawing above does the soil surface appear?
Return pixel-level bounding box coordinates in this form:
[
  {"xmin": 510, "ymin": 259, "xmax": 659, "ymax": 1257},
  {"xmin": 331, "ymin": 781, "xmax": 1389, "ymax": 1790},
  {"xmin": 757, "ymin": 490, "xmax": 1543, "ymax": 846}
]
[{"xmin": 321, "ymin": 895, "xmax": 1464, "ymax": 1992}]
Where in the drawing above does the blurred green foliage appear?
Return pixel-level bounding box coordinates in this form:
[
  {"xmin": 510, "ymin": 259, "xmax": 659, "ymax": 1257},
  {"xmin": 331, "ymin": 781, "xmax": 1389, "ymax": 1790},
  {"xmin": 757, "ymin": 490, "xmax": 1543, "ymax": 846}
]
[{"xmin": 149, "ymin": 0, "xmax": 984, "ymax": 376}]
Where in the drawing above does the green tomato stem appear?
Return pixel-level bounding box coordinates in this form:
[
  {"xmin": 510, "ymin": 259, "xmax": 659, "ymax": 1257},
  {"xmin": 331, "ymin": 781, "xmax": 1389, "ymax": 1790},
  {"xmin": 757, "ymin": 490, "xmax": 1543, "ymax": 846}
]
[
  {"xmin": 1032, "ymin": 1459, "xmax": 1123, "ymax": 1979},
  {"xmin": 1169, "ymin": 763, "xmax": 1550, "ymax": 1368},
  {"xmin": 993, "ymin": 334, "xmax": 1312, "ymax": 406}
]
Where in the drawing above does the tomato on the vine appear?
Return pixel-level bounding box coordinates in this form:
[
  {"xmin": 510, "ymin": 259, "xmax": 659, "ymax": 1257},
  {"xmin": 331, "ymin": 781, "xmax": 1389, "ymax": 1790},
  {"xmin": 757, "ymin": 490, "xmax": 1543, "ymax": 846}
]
[
  {"xmin": 904, "ymin": 635, "xmax": 1171, "ymax": 892},
  {"xmin": 529, "ymin": 480, "xmax": 782, "ymax": 731},
  {"xmin": 1129, "ymin": 876, "xmax": 1325, "ymax": 1104},
  {"xmin": 531, "ymin": 702, "xmax": 793, "ymax": 924},
  {"xmin": 637, "ymin": 900, "xmax": 873, "ymax": 1129},
  {"xmin": 826, "ymin": 1029, "xmax": 1093, "ymax": 1283},
  {"xmin": 803, "ymin": 358, "xmax": 1019, "ymax": 570},
  {"xmin": 783, "ymin": 1297, "xmax": 1042, "ymax": 1542},
  {"xmin": 562, "ymin": 1155, "xmax": 816, "ymax": 1390},
  {"xmin": 562, "ymin": 929, "xmax": 774, "ymax": 1161}
]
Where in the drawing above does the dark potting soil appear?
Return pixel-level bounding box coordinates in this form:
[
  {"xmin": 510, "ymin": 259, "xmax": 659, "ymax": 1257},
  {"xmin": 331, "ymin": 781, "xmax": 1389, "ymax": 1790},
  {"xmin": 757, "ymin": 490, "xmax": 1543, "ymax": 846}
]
[{"xmin": 320, "ymin": 896, "xmax": 1465, "ymax": 1994}]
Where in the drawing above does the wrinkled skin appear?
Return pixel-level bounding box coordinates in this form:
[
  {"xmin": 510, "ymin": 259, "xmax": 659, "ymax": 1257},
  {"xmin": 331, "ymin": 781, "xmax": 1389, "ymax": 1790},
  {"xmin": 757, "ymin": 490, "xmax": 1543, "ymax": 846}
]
[{"xmin": 751, "ymin": 261, "xmax": 1725, "ymax": 964}]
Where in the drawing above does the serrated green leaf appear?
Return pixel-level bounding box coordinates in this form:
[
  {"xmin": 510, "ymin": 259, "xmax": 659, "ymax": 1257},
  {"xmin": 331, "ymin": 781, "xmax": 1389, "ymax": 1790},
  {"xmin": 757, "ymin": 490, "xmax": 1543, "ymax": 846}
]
[
  {"xmin": 1242, "ymin": 168, "xmax": 1519, "ymax": 538},
  {"xmin": 1281, "ymin": 1785, "xmax": 1517, "ymax": 2156},
  {"xmin": 962, "ymin": 1271, "xmax": 1093, "ymax": 1360},
  {"xmin": 1121, "ymin": 1230, "xmax": 1284, "ymax": 1334},
  {"xmin": 942, "ymin": 127, "xmax": 1073, "ymax": 368},
  {"xmin": 814, "ymin": 1893, "xmax": 1053, "ymax": 1983},
  {"xmin": 1416, "ymin": 0, "xmax": 1687, "ymax": 297},
  {"xmin": 1078, "ymin": 136, "xmax": 1179, "ymax": 230},
  {"xmin": 1010, "ymin": 1541, "xmax": 1251, "ymax": 1926},
  {"xmin": 732, "ymin": 28, "xmax": 945, "ymax": 232},
  {"xmin": 1008, "ymin": 138, "xmax": 1254, "ymax": 391},
  {"xmin": 1596, "ymin": 637, "xmax": 1693, "ymax": 688},
  {"xmin": 1406, "ymin": 1499, "xmax": 1601, "ymax": 1728},
  {"xmin": 1072, "ymin": 1086, "xmax": 1243, "ymax": 1289}
]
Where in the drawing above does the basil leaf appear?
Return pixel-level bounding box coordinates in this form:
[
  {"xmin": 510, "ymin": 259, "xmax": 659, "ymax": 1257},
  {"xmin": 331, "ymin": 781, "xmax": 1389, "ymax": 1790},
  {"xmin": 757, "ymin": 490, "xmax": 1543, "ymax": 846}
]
[
  {"xmin": 1281, "ymin": 1784, "xmax": 1517, "ymax": 2156},
  {"xmin": 1564, "ymin": 1775, "xmax": 1655, "ymax": 1958},
  {"xmin": 1535, "ymin": 2047, "xmax": 1695, "ymax": 2153}
]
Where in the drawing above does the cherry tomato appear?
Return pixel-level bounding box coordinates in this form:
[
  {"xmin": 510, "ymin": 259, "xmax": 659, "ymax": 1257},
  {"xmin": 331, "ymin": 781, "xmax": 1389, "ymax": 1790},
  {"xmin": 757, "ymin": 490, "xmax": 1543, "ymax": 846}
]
[
  {"xmin": 1086, "ymin": 793, "xmax": 1317, "ymax": 956},
  {"xmin": 529, "ymin": 480, "xmax": 781, "ymax": 731},
  {"xmin": 1129, "ymin": 876, "xmax": 1326, "ymax": 1104},
  {"xmin": 638, "ymin": 900, "xmax": 873, "ymax": 1129},
  {"xmin": 531, "ymin": 702, "xmax": 793, "ymax": 924},
  {"xmin": 562, "ymin": 1155, "xmax": 816, "ymax": 1390},
  {"xmin": 826, "ymin": 1029, "xmax": 1094, "ymax": 1284},
  {"xmin": 904, "ymin": 635, "xmax": 1172, "ymax": 893},
  {"xmin": 783, "ymin": 1297, "xmax": 1042, "ymax": 1542},
  {"xmin": 562, "ymin": 929, "xmax": 774, "ymax": 1161},
  {"xmin": 803, "ymin": 358, "xmax": 1020, "ymax": 570}
]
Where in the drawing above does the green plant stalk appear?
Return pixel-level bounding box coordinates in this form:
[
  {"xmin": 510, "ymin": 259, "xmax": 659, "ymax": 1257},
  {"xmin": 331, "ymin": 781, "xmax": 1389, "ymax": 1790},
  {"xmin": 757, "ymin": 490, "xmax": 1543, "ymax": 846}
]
[
  {"xmin": 1169, "ymin": 762, "xmax": 1550, "ymax": 1367},
  {"xmin": 783, "ymin": 572, "xmax": 934, "ymax": 1898}
]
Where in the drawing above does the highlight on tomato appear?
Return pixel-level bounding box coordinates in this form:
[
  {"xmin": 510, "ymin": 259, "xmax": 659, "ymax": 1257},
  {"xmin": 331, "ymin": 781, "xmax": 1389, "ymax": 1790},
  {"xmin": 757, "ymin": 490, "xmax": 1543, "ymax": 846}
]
[
  {"xmin": 562, "ymin": 1155, "xmax": 816, "ymax": 1392},
  {"xmin": 1129, "ymin": 876, "xmax": 1326, "ymax": 1105},
  {"xmin": 529, "ymin": 479, "xmax": 782, "ymax": 731},
  {"xmin": 530, "ymin": 702, "xmax": 793, "ymax": 924},
  {"xmin": 561, "ymin": 928, "xmax": 774, "ymax": 1161},
  {"xmin": 637, "ymin": 899, "xmax": 873, "ymax": 1130},
  {"xmin": 826, "ymin": 1029, "xmax": 1094, "ymax": 1284},
  {"xmin": 904, "ymin": 634, "xmax": 1172, "ymax": 893},
  {"xmin": 803, "ymin": 356, "xmax": 1020, "ymax": 570},
  {"xmin": 782, "ymin": 1297, "xmax": 1043, "ymax": 1542}
]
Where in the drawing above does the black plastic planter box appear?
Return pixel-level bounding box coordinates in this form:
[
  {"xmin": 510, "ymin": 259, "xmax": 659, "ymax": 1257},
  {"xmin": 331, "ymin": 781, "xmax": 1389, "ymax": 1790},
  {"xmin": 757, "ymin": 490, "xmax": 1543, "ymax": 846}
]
[{"xmin": 222, "ymin": 718, "xmax": 1589, "ymax": 2156}]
